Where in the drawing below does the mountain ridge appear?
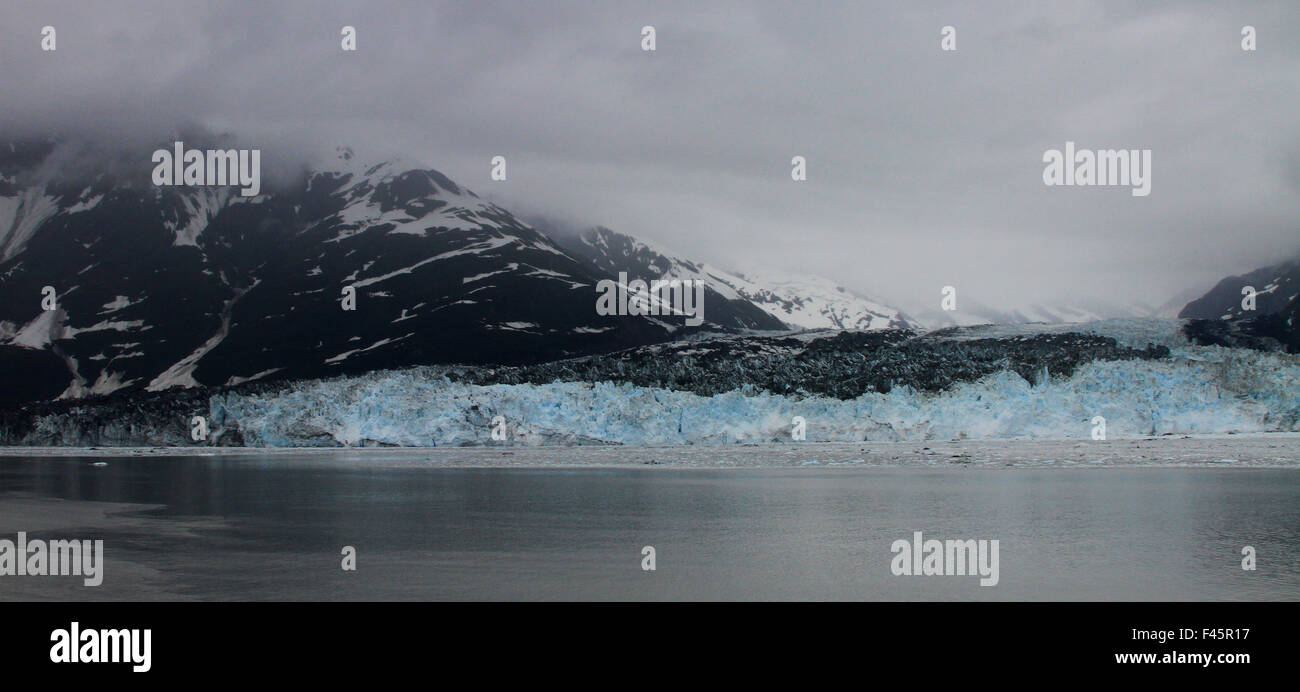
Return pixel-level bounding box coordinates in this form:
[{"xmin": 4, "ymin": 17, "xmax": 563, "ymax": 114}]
[
  {"xmin": 0, "ymin": 141, "xmax": 688, "ymax": 403},
  {"xmin": 542, "ymin": 222, "xmax": 914, "ymax": 332}
]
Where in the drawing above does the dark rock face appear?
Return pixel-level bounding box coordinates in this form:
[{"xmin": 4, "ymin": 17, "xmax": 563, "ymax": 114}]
[{"xmin": 0, "ymin": 346, "xmax": 68, "ymax": 404}]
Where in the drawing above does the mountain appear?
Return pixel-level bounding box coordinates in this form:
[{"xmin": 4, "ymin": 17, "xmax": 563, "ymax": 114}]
[
  {"xmin": 546, "ymin": 224, "xmax": 912, "ymax": 331},
  {"xmin": 1151, "ymin": 285, "xmax": 1209, "ymax": 318},
  {"xmin": 1179, "ymin": 256, "xmax": 1299, "ymax": 353},
  {"xmin": 542, "ymin": 224, "xmax": 787, "ymax": 331},
  {"xmin": 711, "ymin": 265, "xmax": 914, "ymax": 331},
  {"xmin": 0, "ymin": 140, "xmax": 688, "ymax": 404},
  {"xmin": 905, "ymin": 295, "xmax": 1151, "ymax": 330},
  {"xmin": 1179, "ymin": 258, "xmax": 1300, "ymax": 321}
]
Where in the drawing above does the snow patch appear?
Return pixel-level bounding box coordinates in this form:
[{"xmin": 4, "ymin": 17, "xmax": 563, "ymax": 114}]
[
  {"xmin": 66, "ymin": 193, "xmax": 104, "ymax": 214},
  {"xmin": 167, "ymin": 187, "xmax": 233, "ymax": 247},
  {"xmin": 0, "ymin": 187, "xmax": 60, "ymax": 261}
]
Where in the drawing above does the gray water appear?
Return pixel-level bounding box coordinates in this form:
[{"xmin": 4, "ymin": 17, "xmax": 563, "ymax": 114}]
[{"xmin": 1, "ymin": 455, "xmax": 1297, "ymax": 600}]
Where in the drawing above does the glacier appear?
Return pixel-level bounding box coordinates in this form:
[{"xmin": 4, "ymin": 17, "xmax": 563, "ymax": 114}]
[{"xmin": 207, "ymin": 320, "xmax": 1300, "ymax": 447}]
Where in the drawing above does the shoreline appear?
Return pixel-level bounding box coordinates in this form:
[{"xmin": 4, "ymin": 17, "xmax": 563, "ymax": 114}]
[{"xmin": 1, "ymin": 432, "xmax": 1297, "ymax": 469}]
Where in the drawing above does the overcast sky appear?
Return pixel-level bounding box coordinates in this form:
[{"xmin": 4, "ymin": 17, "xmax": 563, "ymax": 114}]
[{"xmin": 2, "ymin": 0, "xmax": 1297, "ymax": 313}]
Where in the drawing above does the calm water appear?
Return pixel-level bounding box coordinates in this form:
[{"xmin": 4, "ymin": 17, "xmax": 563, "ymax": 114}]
[{"xmin": 0, "ymin": 455, "xmax": 1297, "ymax": 600}]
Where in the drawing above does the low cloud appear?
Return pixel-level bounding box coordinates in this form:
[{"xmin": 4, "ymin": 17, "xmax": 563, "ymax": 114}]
[{"xmin": 1, "ymin": 0, "xmax": 1297, "ymax": 312}]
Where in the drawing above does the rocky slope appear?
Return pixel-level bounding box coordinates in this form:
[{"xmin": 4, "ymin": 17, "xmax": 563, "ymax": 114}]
[{"xmin": 0, "ymin": 140, "xmax": 702, "ymax": 404}]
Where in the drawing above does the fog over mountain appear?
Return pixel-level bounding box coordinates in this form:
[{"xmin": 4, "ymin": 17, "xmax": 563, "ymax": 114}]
[{"xmin": 1, "ymin": 0, "xmax": 1297, "ymax": 318}]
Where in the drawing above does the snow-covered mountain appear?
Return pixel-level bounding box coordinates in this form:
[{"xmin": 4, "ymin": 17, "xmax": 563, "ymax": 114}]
[
  {"xmin": 0, "ymin": 140, "xmax": 686, "ymax": 404},
  {"xmin": 711, "ymin": 265, "xmax": 914, "ymax": 331},
  {"xmin": 906, "ymin": 296, "xmax": 1154, "ymax": 330},
  {"xmin": 546, "ymin": 224, "xmax": 913, "ymax": 331},
  {"xmin": 1151, "ymin": 285, "xmax": 1209, "ymax": 319},
  {"xmin": 542, "ymin": 224, "xmax": 787, "ymax": 331},
  {"xmin": 1179, "ymin": 256, "xmax": 1299, "ymax": 353},
  {"xmin": 1179, "ymin": 257, "xmax": 1299, "ymax": 321}
]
